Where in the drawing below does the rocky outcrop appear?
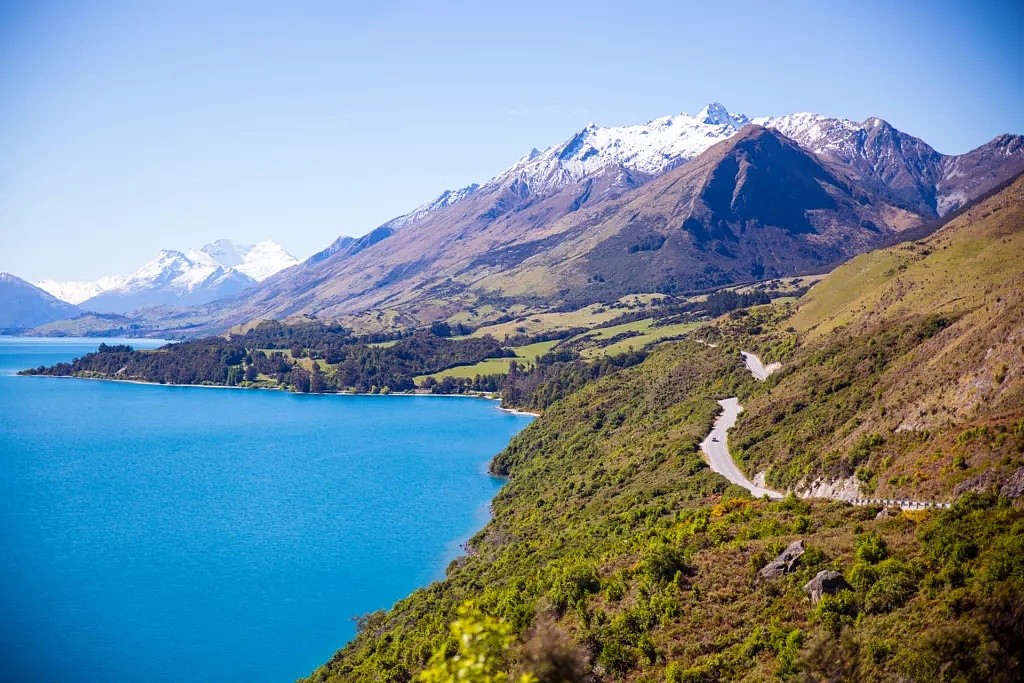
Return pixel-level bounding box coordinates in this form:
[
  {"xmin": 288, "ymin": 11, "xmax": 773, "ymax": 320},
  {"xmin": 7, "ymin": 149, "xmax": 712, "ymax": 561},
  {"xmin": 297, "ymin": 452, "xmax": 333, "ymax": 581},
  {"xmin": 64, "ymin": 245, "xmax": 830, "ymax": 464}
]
[
  {"xmin": 804, "ymin": 571, "xmax": 851, "ymax": 605},
  {"xmin": 954, "ymin": 466, "xmax": 1024, "ymax": 499},
  {"xmin": 758, "ymin": 540, "xmax": 804, "ymax": 580},
  {"xmin": 1002, "ymin": 467, "xmax": 1024, "ymax": 499}
]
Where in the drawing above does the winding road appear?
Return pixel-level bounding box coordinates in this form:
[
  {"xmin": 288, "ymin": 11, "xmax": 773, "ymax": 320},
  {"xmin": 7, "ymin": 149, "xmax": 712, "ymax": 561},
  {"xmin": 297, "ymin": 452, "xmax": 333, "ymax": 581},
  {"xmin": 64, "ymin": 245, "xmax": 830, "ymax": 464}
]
[
  {"xmin": 702, "ymin": 351, "xmax": 950, "ymax": 508},
  {"xmin": 700, "ymin": 397, "xmax": 783, "ymax": 499},
  {"xmin": 741, "ymin": 351, "xmax": 782, "ymax": 381}
]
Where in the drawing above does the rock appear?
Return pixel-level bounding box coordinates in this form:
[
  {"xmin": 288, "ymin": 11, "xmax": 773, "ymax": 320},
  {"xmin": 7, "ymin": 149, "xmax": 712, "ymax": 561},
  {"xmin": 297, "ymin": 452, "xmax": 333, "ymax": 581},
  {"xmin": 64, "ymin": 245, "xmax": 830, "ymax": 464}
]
[
  {"xmin": 954, "ymin": 469, "xmax": 1002, "ymax": 496},
  {"xmin": 875, "ymin": 507, "xmax": 900, "ymax": 519},
  {"xmin": 1001, "ymin": 466, "xmax": 1024, "ymax": 498},
  {"xmin": 758, "ymin": 540, "xmax": 804, "ymax": 580},
  {"xmin": 804, "ymin": 571, "xmax": 851, "ymax": 604},
  {"xmin": 953, "ymin": 466, "xmax": 1024, "ymax": 499}
]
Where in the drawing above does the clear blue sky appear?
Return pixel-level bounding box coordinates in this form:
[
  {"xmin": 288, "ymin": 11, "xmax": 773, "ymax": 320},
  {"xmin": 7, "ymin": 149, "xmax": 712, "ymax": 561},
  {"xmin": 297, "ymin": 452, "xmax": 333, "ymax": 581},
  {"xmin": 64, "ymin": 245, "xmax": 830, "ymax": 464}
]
[{"xmin": 1, "ymin": 0, "xmax": 1021, "ymax": 281}]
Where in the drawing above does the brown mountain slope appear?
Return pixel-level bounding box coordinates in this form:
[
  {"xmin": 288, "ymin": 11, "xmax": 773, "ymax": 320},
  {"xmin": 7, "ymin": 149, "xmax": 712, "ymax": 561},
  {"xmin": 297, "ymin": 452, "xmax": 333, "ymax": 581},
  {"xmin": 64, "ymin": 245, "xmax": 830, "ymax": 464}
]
[
  {"xmin": 182, "ymin": 126, "xmax": 923, "ymax": 333},
  {"xmin": 732, "ymin": 173, "xmax": 1024, "ymax": 499},
  {"xmin": 481, "ymin": 125, "xmax": 922, "ymax": 303}
]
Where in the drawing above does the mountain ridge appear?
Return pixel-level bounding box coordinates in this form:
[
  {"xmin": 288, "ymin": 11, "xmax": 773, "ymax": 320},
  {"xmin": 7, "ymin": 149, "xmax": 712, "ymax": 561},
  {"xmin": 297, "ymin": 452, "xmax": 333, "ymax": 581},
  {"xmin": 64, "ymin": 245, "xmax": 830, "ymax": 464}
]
[
  {"xmin": 36, "ymin": 239, "xmax": 299, "ymax": 312},
  {"xmin": 0, "ymin": 273, "xmax": 83, "ymax": 330},
  {"xmin": 26, "ymin": 103, "xmax": 1024, "ymax": 338}
]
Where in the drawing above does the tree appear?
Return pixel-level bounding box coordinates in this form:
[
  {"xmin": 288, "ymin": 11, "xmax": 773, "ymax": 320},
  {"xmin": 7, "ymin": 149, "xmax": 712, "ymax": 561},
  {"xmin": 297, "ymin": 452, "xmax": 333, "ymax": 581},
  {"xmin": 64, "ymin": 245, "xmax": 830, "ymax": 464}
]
[
  {"xmin": 419, "ymin": 602, "xmax": 536, "ymax": 683},
  {"xmin": 310, "ymin": 362, "xmax": 326, "ymax": 393}
]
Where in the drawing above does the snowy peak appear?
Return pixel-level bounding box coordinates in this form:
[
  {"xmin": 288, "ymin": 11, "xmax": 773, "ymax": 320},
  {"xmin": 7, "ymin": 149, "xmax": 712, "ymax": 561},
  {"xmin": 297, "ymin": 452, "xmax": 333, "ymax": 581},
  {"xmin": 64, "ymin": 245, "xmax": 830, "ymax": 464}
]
[
  {"xmin": 697, "ymin": 102, "xmax": 750, "ymax": 128},
  {"xmin": 34, "ymin": 239, "xmax": 298, "ymax": 313},
  {"xmin": 188, "ymin": 239, "xmax": 298, "ymax": 282},
  {"xmin": 35, "ymin": 275, "xmax": 127, "ymax": 305},
  {"xmin": 493, "ymin": 103, "xmax": 753, "ymax": 195}
]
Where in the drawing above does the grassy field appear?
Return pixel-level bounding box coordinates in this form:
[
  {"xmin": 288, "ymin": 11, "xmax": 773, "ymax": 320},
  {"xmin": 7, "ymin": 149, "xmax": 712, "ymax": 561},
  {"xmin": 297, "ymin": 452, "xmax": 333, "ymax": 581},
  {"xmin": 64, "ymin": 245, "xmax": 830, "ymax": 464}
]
[
  {"xmin": 580, "ymin": 320, "xmax": 701, "ymax": 358},
  {"xmin": 415, "ymin": 339, "xmax": 559, "ymax": 383},
  {"xmin": 469, "ymin": 294, "xmax": 665, "ymax": 340},
  {"xmin": 417, "ymin": 318, "xmax": 702, "ymax": 384}
]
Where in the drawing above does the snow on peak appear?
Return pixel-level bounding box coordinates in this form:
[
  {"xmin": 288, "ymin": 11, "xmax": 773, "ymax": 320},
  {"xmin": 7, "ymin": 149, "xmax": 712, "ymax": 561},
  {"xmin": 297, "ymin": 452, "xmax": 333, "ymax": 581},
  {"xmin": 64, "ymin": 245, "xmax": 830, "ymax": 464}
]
[
  {"xmin": 35, "ymin": 275, "xmax": 127, "ymax": 304},
  {"xmin": 234, "ymin": 240, "xmax": 299, "ymax": 281},
  {"xmin": 752, "ymin": 112, "xmax": 881, "ymax": 158},
  {"xmin": 38, "ymin": 239, "xmax": 298, "ymax": 305},
  {"xmin": 697, "ymin": 102, "xmax": 750, "ymax": 128},
  {"xmin": 494, "ymin": 104, "xmax": 753, "ymax": 194},
  {"xmin": 187, "ymin": 239, "xmax": 298, "ymax": 282},
  {"xmin": 386, "ymin": 183, "xmax": 482, "ymax": 229}
]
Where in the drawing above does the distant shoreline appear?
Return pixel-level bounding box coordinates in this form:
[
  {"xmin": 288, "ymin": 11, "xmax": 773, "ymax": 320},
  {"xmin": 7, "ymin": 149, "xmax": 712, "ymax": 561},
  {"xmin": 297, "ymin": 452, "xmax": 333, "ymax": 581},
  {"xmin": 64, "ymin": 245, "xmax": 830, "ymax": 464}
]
[{"xmin": 20, "ymin": 373, "xmax": 541, "ymax": 417}]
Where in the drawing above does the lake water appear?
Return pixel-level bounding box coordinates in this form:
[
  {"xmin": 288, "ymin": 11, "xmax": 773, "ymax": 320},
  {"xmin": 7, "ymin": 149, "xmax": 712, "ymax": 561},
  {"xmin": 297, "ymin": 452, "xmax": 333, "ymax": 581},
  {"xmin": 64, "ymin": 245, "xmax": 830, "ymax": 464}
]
[{"xmin": 0, "ymin": 338, "xmax": 533, "ymax": 682}]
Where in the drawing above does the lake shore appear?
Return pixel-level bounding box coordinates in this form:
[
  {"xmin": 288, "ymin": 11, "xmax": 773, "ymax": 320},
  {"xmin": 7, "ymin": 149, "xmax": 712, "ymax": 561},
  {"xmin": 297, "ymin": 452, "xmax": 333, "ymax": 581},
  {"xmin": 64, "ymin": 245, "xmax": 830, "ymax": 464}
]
[{"xmin": 19, "ymin": 372, "xmax": 542, "ymax": 416}]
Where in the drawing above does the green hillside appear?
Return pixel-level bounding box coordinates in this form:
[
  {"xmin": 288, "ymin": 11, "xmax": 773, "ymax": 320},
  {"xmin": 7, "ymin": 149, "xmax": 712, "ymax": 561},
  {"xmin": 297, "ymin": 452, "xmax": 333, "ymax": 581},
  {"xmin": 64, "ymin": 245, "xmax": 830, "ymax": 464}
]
[{"xmin": 304, "ymin": 178, "xmax": 1024, "ymax": 682}]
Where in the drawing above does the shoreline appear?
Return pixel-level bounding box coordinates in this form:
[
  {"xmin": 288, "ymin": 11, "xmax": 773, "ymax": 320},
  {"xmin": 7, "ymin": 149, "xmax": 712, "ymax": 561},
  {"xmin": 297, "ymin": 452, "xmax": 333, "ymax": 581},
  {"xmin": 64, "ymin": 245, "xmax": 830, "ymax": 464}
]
[{"xmin": 19, "ymin": 373, "xmax": 542, "ymax": 417}]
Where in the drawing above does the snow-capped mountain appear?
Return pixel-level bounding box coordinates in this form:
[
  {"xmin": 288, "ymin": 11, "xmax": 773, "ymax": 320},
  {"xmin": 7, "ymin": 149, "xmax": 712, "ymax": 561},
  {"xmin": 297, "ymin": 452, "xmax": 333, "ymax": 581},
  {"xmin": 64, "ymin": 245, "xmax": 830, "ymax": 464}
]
[
  {"xmin": 186, "ymin": 239, "xmax": 299, "ymax": 282},
  {"xmin": 35, "ymin": 275, "xmax": 127, "ymax": 305},
  {"xmin": 38, "ymin": 239, "xmax": 299, "ymax": 314},
  {"xmin": 751, "ymin": 111, "xmax": 1023, "ymax": 217},
  {"xmin": 493, "ymin": 102, "xmax": 751, "ymax": 195},
  {"xmin": 383, "ymin": 103, "xmax": 1022, "ymax": 231}
]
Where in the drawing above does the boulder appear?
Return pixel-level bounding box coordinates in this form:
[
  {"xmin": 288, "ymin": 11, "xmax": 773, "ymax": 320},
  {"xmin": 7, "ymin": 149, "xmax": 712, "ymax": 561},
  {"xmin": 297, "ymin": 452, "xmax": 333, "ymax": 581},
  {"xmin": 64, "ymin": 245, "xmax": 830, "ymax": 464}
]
[
  {"xmin": 758, "ymin": 540, "xmax": 804, "ymax": 580},
  {"xmin": 1001, "ymin": 466, "xmax": 1024, "ymax": 498},
  {"xmin": 804, "ymin": 570, "xmax": 851, "ymax": 605}
]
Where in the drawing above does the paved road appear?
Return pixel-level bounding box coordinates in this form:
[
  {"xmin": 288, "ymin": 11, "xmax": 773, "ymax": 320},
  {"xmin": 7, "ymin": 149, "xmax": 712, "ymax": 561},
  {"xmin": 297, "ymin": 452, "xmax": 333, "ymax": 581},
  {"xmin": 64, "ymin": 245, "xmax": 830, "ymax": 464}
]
[
  {"xmin": 742, "ymin": 352, "xmax": 781, "ymax": 381},
  {"xmin": 700, "ymin": 397, "xmax": 784, "ymax": 499},
  {"xmin": 698, "ymin": 350, "xmax": 948, "ymax": 508}
]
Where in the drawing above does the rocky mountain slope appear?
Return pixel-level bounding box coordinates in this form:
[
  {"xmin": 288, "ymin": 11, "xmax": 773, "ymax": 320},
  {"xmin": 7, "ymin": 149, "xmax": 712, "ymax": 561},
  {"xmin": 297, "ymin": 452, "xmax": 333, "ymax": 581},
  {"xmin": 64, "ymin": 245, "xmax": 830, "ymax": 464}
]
[
  {"xmin": 759, "ymin": 112, "xmax": 1024, "ymax": 217},
  {"xmin": 163, "ymin": 105, "xmax": 1021, "ymax": 335},
  {"xmin": 0, "ymin": 273, "xmax": 82, "ymax": 330},
  {"xmin": 181, "ymin": 124, "xmax": 924, "ymax": 333}
]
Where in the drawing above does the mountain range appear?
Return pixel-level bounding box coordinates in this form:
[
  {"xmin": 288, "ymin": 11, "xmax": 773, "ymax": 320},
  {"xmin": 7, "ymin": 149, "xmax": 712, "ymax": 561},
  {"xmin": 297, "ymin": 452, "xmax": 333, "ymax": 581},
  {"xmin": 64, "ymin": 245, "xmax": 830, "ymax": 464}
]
[
  {"xmin": 148, "ymin": 103, "xmax": 1022, "ymax": 336},
  {"xmin": 14, "ymin": 103, "xmax": 1024, "ymax": 337},
  {"xmin": 0, "ymin": 273, "xmax": 83, "ymax": 331},
  {"xmin": 35, "ymin": 239, "xmax": 297, "ymax": 313}
]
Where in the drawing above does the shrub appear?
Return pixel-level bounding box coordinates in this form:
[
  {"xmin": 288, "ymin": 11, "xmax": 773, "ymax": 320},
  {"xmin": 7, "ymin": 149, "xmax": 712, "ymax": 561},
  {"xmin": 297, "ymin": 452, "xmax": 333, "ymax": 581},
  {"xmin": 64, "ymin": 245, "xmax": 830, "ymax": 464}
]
[
  {"xmin": 643, "ymin": 542, "xmax": 688, "ymax": 584},
  {"xmin": 855, "ymin": 532, "xmax": 889, "ymax": 564},
  {"xmin": 813, "ymin": 590, "xmax": 858, "ymax": 635},
  {"xmin": 547, "ymin": 560, "xmax": 600, "ymax": 614}
]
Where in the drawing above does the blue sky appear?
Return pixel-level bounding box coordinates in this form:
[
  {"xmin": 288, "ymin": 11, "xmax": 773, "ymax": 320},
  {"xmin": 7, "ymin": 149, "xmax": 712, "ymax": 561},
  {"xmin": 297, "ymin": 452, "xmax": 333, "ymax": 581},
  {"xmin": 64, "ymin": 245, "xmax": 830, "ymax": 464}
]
[{"xmin": 1, "ymin": 0, "xmax": 1021, "ymax": 281}]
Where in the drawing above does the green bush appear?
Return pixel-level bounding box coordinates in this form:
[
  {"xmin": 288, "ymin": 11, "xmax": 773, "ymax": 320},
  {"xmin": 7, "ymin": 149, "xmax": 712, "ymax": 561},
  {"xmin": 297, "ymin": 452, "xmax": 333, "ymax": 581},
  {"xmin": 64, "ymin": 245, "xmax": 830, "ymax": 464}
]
[
  {"xmin": 864, "ymin": 558, "xmax": 920, "ymax": 614},
  {"xmin": 547, "ymin": 560, "xmax": 600, "ymax": 614},
  {"xmin": 855, "ymin": 532, "xmax": 889, "ymax": 564},
  {"xmin": 643, "ymin": 542, "xmax": 688, "ymax": 584}
]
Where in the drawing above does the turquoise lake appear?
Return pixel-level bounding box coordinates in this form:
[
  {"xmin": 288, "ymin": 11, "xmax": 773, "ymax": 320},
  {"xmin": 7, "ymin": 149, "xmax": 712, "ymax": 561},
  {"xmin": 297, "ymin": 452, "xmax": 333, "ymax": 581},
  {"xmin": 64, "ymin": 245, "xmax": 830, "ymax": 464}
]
[{"xmin": 0, "ymin": 337, "xmax": 533, "ymax": 682}]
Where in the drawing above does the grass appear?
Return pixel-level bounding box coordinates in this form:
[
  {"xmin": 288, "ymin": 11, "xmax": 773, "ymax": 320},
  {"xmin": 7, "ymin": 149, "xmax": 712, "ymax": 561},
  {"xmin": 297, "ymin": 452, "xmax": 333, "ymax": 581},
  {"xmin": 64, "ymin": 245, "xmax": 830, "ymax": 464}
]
[
  {"xmin": 793, "ymin": 179, "xmax": 1024, "ymax": 338},
  {"xmin": 419, "ymin": 319, "xmax": 700, "ymax": 384},
  {"xmin": 570, "ymin": 319, "xmax": 701, "ymax": 359},
  {"xmin": 469, "ymin": 295, "xmax": 664, "ymax": 341},
  {"xmin": 415, "ymin": 340, "xmax": 559, "ymax": 383}
]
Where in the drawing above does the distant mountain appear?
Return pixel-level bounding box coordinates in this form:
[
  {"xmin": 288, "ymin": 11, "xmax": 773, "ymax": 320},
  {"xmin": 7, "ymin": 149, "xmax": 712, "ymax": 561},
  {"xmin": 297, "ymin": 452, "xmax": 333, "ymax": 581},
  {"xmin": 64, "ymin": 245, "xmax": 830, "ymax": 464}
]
[
  {"xmin": 40, "ymin": 240, "xmax": 298, "ymax": 314},
  {"xmin": 756, "ymin": 112, "xmax": 1024, "ymax": 217},
  {"xmin": 182, "ymin": 124, "xmax": 928, "ymax": 333},
  {"xmin": 185, "ymin": 239, "xmax": 299, "ymax": 282},
  {"xmin": 34, "ymin": 276, "xmax": 127, "ymax": 305},
  {"xmin": 0, "ymin": 273, "xmax": 82, "ymax": 330},
  {"xmin": 34, "ymin": 104, "xmax": 1024, "ymax": 336}
]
